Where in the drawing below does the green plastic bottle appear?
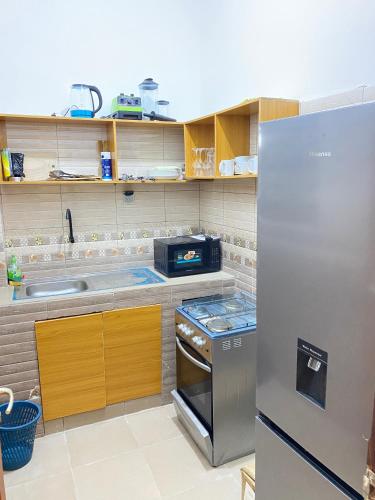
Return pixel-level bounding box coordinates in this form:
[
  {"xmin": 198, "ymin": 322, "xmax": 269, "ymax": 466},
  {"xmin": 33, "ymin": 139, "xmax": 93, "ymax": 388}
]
[{"xmin": 7, "ymin": 255, "xmax": 22, "ymax": 284}]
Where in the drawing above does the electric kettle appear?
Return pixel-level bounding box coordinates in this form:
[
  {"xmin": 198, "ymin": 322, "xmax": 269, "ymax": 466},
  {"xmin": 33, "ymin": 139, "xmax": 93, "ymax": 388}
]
[{"xmin": 70, "ymin": 84, "xmax": 103, "ymax": 118}]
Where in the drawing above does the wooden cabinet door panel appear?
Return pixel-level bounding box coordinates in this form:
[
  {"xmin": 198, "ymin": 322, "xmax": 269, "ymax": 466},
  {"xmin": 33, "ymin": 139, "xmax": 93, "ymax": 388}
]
[
  {"xmin": 103, "ymin": 305, "xmax": 161, "ymax": 404},
  {"xmin": 35, "ymin": 313, "xmax": 106, "ymax": 421}
]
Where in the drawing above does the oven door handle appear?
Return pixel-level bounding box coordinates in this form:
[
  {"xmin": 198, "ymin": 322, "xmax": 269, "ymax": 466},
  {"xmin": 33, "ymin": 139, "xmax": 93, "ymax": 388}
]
[{"xmin": 176, "ymin": 337, "xmax": 211, "ymax": 373}]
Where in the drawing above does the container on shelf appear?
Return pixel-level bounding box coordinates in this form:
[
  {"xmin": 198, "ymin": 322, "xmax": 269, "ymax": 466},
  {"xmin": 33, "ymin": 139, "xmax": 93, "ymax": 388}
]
[
  {"xmin": 138, "ymin": 78, "xmax": 159, "ymax": 116},
  {"xmin": 156, "ymin": 100, "xmax": 170, "ymax": 117},
  {"xmin": 69, "ymin": 84, "xmax": 103, "ymax": 118}
]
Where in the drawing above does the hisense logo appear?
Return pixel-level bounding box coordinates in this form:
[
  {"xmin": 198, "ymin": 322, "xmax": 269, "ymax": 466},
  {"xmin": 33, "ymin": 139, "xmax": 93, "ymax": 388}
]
[{"xmin": 309, "ymin": 151, "xmax": 332, "ymax": 157}]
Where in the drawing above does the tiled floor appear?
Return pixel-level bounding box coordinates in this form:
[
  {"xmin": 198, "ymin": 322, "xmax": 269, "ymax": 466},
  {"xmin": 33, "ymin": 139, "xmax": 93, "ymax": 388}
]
[{"xmin": 5, "ymin": 404, "xmax": 255, "ymax": 500}]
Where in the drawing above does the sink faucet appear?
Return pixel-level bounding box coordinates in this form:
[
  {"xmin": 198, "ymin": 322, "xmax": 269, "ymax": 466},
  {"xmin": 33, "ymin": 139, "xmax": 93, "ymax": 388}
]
[{"xmin": 65, "ymin": 208, "xmax": 75, "ymax": 243}]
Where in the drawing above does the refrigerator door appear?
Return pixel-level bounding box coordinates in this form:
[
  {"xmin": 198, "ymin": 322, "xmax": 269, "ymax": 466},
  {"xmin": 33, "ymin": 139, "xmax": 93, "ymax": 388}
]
[
  {"xmin": 255, "ymin": 417, "xmax": 362, "ymax": 499},
  {"xmin": 257, "ymin": 103, "xmax": 375, "ymax": 493}
]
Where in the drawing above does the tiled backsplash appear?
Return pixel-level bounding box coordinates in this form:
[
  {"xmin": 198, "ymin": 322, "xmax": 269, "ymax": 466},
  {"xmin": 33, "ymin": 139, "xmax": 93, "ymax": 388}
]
[
  {"xmin": 0, "ymin": 179, "xmax": 257, "ymax": 290},
  {"xmin": 0, "ymin": 183, "xmax": 200, "ymax": 286},
  {"xmin": 199, "ymin": 178, "xmax": 257, "ymax": 294}
]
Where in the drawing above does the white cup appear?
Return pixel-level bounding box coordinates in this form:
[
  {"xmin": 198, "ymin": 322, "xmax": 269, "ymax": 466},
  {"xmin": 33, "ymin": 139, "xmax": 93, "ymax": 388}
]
[
  {"xmin": 219, "ymin": 159, "xmax": 235, "ymax": 176},
  {"xmin": 234, "ymin": 155, "xmax": 258, "ymax": 174}
]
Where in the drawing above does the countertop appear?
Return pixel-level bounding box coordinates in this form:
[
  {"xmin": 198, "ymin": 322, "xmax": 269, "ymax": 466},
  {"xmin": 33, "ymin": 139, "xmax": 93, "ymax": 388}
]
[{"xmin": 0, "ymin": 270, "xmax": 234, "ymax": 308}]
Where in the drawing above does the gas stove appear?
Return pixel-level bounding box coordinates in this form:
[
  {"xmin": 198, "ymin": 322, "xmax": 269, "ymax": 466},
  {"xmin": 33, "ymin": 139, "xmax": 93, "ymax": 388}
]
[
  {"xmin": 173, "ymin": 291, "xmax": 257, "ymax": 466},
  {"xmin": 178, "ymin": 292, "xmax": 256, "ymax": 338}
]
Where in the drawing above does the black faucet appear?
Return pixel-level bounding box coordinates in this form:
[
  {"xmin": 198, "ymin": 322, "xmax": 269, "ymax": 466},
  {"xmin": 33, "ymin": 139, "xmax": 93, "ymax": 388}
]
[{"xmin": 65, "ymin": 208, "xmax": 75, "ymax": 243}]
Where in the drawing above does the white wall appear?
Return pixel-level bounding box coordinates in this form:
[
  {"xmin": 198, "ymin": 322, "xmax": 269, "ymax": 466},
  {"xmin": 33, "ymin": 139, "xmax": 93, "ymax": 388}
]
[
  {"xmin": 2, "ymin": 0, "xmax": 375, "ymax": 120},
  {"xmin": 0, "ymin": 0, "xmax": 201, "ymax": 120},
  {"xmin": 198, "ymin": 0, "xmax": 375, "ymax": 114}
]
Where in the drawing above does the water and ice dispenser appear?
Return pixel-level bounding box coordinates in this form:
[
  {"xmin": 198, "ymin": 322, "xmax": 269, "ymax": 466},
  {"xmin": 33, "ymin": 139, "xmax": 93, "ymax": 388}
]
[{"xmin": 296, "ymin": 339, "xmax": 328, "ymax": 409}]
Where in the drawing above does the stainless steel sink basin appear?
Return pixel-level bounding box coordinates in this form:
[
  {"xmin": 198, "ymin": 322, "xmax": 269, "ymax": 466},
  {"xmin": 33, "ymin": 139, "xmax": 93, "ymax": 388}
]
[
  {"xmin": 25, "ymin": 280, "xmax": 88, "ymax": 298},
  {"xmin": 13, "ymin": 267, "xmax": 165, "ymax": 300}
]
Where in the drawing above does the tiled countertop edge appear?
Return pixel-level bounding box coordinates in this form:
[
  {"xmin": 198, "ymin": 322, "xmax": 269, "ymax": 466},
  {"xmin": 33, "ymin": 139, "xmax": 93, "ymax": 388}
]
[{"xmin": 0, "ymin": 270, "xmax": 234, "ymax": 309}]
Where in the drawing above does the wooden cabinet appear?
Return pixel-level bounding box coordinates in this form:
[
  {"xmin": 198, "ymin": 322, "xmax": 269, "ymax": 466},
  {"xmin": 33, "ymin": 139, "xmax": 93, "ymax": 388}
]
[
  {"xmin": 103, "ymin": 305, "xmax": 162, "ymax": 404},
  {"xmin": 0, "ymin": 97, "xmax": 299, "ymax": 185},
  {"xmin": 184, "ymin": 97, "xmax": 299, "ymax": 179},
  {"xmin": 35, "ymin": 313, "xmax": 106, "ymax": 421},
  {"xmin": 35, "ymin": 305, "xmax": 162, "ymax": 420}
]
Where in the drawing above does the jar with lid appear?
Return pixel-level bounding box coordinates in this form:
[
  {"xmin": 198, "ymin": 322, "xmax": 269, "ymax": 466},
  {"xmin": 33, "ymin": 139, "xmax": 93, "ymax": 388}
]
[
  {"xmin": 138, "ymin": 78, "xmax": 159, "ymax": 116},
  {"xmin": 157, "ymin": 100, "xmax": 170, "ymax": 117}
]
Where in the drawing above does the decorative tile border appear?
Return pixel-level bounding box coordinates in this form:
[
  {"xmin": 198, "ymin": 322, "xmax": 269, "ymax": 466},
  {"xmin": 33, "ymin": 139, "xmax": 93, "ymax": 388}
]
[
  {"xmin": 200, "ymin": 224, "xmax": 257, "ymax": 251},
  {"xmin": 4, "ymin": 225, "xmax": 199, "ymax": 249}
]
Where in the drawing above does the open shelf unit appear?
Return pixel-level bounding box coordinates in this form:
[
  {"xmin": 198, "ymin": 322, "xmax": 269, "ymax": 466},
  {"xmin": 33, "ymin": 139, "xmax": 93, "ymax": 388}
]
[
  {"xmin": 185, "ymin": 97, "xmax": 299, "ymax": 179},
  {"xmin": 0, "ymin": 97, "xmax": 299, "ymax": 185}
]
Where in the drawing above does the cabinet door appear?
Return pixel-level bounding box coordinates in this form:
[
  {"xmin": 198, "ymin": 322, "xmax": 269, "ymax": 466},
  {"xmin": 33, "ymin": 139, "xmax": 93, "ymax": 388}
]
[
  {"xmin": 103, "ymin": 305, "xmax": 161, "ymax": 404},
  {"xmin": 35, "ymin": 314, "xmax": 106, "ymax": 421}
]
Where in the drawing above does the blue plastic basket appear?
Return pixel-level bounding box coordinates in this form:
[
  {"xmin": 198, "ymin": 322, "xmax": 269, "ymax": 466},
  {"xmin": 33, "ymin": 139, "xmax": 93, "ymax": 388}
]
[{"xmin": 0, "ymin": 401, "xmax": 41, "ymax": 471}]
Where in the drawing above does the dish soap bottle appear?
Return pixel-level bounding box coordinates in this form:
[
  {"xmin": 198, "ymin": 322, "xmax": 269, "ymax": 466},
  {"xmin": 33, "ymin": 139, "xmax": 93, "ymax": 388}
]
[{"xmin": 7, "ymin": 255, "xmax": 23, "ymax": 286}]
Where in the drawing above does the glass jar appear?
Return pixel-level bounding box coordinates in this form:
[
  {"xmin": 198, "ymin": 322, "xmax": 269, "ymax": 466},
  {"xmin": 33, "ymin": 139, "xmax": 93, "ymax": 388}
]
[{"xmin": 138, "ymin": 78, "xmax": 159, "ymax": 116}]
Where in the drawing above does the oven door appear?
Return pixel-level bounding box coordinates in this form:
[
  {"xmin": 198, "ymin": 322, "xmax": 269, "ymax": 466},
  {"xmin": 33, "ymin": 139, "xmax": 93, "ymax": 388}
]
[{"xmin": 176, "ymin": 335, "xmax": 213, "ymax": 435}]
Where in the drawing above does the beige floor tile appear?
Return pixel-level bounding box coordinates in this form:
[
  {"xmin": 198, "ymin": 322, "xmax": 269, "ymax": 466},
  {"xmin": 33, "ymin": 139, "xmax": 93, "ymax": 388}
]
[
  {"xmin": 66, "ymin": 416, "xmax": 138, "ymax": 467},
  {"xmin": 216, "ymin": 452, "xmax": 255, "ymax": 483},
  {"xmin": 142, "ymin": 435, "xmax": 214, "ymax": 497},
  {"xmin": 163, "ymin": 403, "xmax": 177, "ymax": 418},
  {"xmin": 126, "ymin": 406, "xmax": 184, "ymax": 446},
  {"xmin": 4, "ymin": 433, "xmax": 70, "ymax": 487},
  {"xmin": 72, "ymin": 449, "xmax": 161, "ymax": 500},
  {"xmin": 164, "ymin": 474, "xmax": 241, "ymax": 500},
  {"xmin": 5, "ymin": 471, "xmax": 76, "ymax": 500}
]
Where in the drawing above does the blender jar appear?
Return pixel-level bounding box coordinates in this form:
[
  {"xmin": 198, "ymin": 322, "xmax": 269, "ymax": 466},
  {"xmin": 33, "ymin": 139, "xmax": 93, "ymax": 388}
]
[{"xmin": 138, "ymin": 78, "xmax": 159, "ymax": 116}]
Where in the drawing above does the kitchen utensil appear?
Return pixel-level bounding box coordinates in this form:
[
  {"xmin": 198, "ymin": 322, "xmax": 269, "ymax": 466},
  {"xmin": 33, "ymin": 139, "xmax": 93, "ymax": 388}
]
[
  {"xmin": 143, "ymin": 111, "xmax": 176, "ymax": 122},
  {"xmin": 111, "ymin": 93, "xmax": 143, "ymax": 120},
  {"xmin": 49, "ymin": 169, "xmax": 100, "ymax": 181},
  {"xmin": 192, "ymin": 148, "xmax": 216, "ymax": 177},
  {"xmin": 157, "ymin": 100, "xmax": 170, "ymax": 117},
  {"xmin": 70, "ymin": 84, "xmax": 103, "ymax": 118},
  {"xmin": 138, "ymin": 78, "xmax": 159, "ymax": 116},
  {"xmin": 219, "ymin": 159, "xmax": 235, "ymax": 176},
  {"xmin": 234, "ymin": 155, "xmax": 250, "ymax": 174},
  {"xmin": 147, "ymin": 166, "xmax": 182, "ymax": 179}
]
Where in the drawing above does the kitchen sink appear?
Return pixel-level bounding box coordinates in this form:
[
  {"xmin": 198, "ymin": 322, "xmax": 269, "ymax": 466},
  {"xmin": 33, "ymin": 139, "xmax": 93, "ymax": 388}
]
[
  {"xmin": 13, "ymin": 267, "xmax": 165, "ymax": 300},
  {"xmin": 25, "ymin": 280, "xmax": 88, "ymax": 298}
]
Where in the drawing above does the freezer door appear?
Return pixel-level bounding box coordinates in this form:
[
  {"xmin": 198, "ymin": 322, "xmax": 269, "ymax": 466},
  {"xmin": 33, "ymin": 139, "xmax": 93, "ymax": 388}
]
[
  {"xmin": 257, "ymin": 102, "xmax": 375, "ymax": 493},
  {"xmin": 255, "ymin": 417, "xmax": 361, "ymax": 500}
]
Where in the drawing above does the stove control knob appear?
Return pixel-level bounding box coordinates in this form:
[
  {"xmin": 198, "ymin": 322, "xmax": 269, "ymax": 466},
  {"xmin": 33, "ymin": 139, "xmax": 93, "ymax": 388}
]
[
  {"xmin": 198, "ymin": 338, "xmax": 206, "ymax": 346},
  {"xmin": 177, "ymin": 323, "xmax": 186, "ymax": 332},
  {"xmin": 185, "ymin": 327, "xmax": 193, "ymax": 336},
  {"xmin": 192, "ymin": 336, "xmax": 200, "ymax": 345}
]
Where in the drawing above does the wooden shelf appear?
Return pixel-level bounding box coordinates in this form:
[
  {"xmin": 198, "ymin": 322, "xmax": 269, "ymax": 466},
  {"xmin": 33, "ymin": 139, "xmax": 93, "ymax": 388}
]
[
  {"xmin": 0, "ymin": 179, "xmax": 190, "ymax": 185},
  {"xmin": 0, "ymin": 180, "xmax": 115, "ymax": 185},
  {"xmin": 215, "ymin": 174, "xmax": 257, "ymax": 179},
  {"xmin": 117, "ymin": 179, "xmax": 188, "ymax": 184},
  {"xmin": 0, "ymin": 98, "xmax": 299, "ymax": 185},
  {"xmin": 115, "ymin": 119, "xmax": 184, "ymax": 127}
]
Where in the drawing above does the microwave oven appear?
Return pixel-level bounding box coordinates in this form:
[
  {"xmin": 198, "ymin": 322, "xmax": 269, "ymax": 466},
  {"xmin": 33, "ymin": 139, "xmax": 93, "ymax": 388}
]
[{"xmin": 154, "ymin": 235, "xmax": 222, "ymax": 278}]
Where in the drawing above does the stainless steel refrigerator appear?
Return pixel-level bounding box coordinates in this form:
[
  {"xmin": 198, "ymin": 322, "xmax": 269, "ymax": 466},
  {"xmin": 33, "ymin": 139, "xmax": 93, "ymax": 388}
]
[{"xmin": 256, "ymin": 102, "xmax": 375, "ymax": 499}]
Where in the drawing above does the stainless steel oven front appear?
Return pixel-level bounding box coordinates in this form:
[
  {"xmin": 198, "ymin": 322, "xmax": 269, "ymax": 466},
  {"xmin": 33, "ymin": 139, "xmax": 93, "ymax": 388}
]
[{"xmin": 176, "ymin": 334, "xmax": 213, "ymax": 436}]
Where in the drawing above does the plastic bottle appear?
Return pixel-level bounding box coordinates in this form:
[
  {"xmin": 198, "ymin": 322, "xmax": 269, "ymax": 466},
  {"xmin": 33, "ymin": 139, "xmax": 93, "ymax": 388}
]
[
  {"xmin": 101, "ymin": 152, "xmax": 112, "ymax": 181},
  {"xmin": 7, "ymin": 255, "xmax": 22, "ymax": 284}
]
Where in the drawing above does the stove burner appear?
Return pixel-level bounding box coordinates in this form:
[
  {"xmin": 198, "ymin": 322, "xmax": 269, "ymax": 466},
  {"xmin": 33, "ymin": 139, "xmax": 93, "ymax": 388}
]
[
  {"xmin": 224, "ymin": 299, "xmax": 244, "ymax": 313},
  {"xmin": 186, "ymin": 305, "xmax": 208, "ymax": 317},
  {"xmin": 206, "ymin": 318, "xmax": 232, "ymax": 333}
]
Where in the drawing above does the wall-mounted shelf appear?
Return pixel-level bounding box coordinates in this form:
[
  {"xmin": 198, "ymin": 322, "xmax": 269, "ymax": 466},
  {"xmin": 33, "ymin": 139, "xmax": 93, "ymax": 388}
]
[
  {"xmin": 185, "ymin": 97, "xmax": 299, "ymax": 179},
  {"xmin": 0, "ymin": 97, "xmax": 299, "ymax": 185}
]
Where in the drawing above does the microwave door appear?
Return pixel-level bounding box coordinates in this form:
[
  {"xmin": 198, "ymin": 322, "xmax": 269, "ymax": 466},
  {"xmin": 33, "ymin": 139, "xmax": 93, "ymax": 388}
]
[{"xmin": 176, "ymin": 336, "xmax": 213, "ymax": 434}]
